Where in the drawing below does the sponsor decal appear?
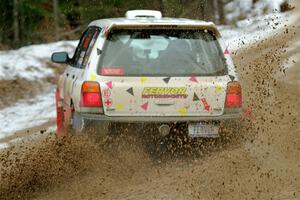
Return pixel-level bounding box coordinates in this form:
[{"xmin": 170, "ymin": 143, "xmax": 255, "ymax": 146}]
[
  {"xmin": 101, "ymin": 68, "xmax": 125, "ymax": 76},
  {"xmin": 103, "ymin": 89, "xmax": 111, "ymax": 98},
  {"xmin": 142, "ymin": 87, "xmax": 188, "ymax": 99}
]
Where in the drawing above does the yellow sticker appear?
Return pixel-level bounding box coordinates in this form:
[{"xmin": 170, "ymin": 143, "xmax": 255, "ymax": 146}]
[
  {"xmin": 215, "ymin": 85, "xmax": 222, "ymax": 93},
  {"xmin": 116, "ymin": 103, "xmax": 124, "ymax": 111},
  {"xmin": 90, "ymin": 73, "xmax": 96, "ymax": 81},
  {"xmin": 140, "ymin": 77, "xmax": 148, "ymax": 84},
  {"xmin": 178, "ymin": 107, "xmax": 187, "ymax": 116}
]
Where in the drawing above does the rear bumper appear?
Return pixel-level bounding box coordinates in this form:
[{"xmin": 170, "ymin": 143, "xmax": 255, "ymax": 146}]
[{"xmin": 78, "ymin": 112, "xmax": 242, "ymax": 123}]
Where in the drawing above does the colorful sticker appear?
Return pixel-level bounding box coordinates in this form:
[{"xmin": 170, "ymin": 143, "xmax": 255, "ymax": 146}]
[
  {"xmin": 178, "ymin": 107, "xmax": 187, "ymax": 116},
  {"xmin": 224, "ymin": 48, "xmax": 230, "ymax": 55},
  {"xmin": 103, "ymin": 89, "xmax": 111, "ymax": 98},
  {"xmin": 201, "ymin": 98, "xmax": 210, "ymax": 111},
  {"xmin": 142, "ymin": 87, "xmax": 187, "ymax": 99},
  {"xmin": 116, "ymin": 103, "xmax": 124, "ymax": 111},
  {"xmin": 193, "ymin": 93, "xmax": 200, "ymax": 101},
  {"xmin": 106, "ymin": 81, "xmax": 113, "ymax": 89},
  {"xmin": 189, "ymin": 74, "xmax": 198, "ymax": 83},
  {"xmin": 163, "ymin": 77, "xmax": 171, "ymax": 84},
  {"xmin": 215, "ymin": 85, "xmax": 222, "ymax": 93},
  {"xmin": 229, "ymin": 75, "xmax": 235, "ymax": 81},
  {"xmin": 141, "ymin": 102, "xmax": 149, "ymax": 111},
  {"xmin": 140, "ymin": 77, "xmax": 148, "ymax": 84},
  {"xmin": 104, "ymin": 98, "xmax": 113, "ymax": 107},
  {"xmin": 101, "ymin": 68, "xmax": 125, "ymax": 76},
  {"xmin": 90, "ymin": 73, "xmax": 96, "ymax": 81},
  {"xmin": 97, "ymin": 48, "xmax": 102, "ymax": 55},
  {"xmin": 126, "ymin": 87, "xmax": 134, "ymax": 96}
]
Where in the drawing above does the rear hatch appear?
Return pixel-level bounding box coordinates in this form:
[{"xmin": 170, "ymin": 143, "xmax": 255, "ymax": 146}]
[{"xmin": 97, "ymin": 28, "xmax": 230, "ymax": 117}]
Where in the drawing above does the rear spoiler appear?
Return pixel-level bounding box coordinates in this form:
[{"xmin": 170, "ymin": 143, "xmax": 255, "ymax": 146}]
[{"xmin": 99, "ymin": 23, "xmax": 221, "ymax": 38}]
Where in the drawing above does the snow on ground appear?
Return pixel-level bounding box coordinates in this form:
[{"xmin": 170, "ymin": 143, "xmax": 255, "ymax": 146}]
[
  {"xmin": 0, "ymin": 40, "xmax": 77, "ymax": 81},
  {"xmin": 219, "ymin": 11, "xmax": 295, "ymax": 51},
  {"xmin": 0, "ymin": 86, "xmax": 56, "ymax": 139},
  {"xmin": 225, "ymin": 0, "xmax": 285, "ymax": 23}
]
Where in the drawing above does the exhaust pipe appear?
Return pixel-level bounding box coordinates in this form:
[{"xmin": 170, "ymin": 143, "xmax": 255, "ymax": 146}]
[{"xmin": 158, "ymin": 124, "xmax": 171, "ymax": 137}]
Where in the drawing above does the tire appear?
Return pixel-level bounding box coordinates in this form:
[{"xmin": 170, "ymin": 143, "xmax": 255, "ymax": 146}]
[{"xmin": 71, "ymin": 111, "xmax": 110, "ymax": 142}]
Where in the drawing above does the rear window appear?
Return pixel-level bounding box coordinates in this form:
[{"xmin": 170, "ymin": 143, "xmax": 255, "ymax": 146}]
[{"xmin": 98, "ymin": 29, "xmax": 228, "ymax": 76}]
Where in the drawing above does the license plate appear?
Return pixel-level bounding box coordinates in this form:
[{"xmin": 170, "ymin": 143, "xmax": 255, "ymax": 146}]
[{"xmin": 188, "ymin": 123, "xmax": 219, "ymax": 138}]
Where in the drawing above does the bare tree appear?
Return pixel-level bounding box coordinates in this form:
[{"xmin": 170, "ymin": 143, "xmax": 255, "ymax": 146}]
[
  {"xmin": 217, "ymin": 0, "xmax": 226, "ymax": 24},
  {"xmin": 13, "ymin": 0, "xmax": 19, "ymax": 44},
  {"xmin": 53, "ymin": 0, "xmax": 59, "ymax": 40},
  {"xmin": 202, "ymin": 0, "xmax": 216, "ymax": 22}
]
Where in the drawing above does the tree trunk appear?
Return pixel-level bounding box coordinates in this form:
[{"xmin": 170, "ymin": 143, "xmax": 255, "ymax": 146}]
[
  {"xmin": 217, "ymin": 0, "xmax": 226, "ymax": 24},
  {"xmin": 13, "ymin": 0, "xmax": 19, "ymax": 44},
  {"xmin": 53, "ymin": 0, "xmax": 59, "ymax": 40},
  {"xmin": 203, "ymin": 0, "xmax": 216, "ymax": 22}
]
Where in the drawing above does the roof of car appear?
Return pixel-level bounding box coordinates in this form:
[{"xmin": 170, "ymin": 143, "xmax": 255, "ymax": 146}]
[
  {"xmin": 89, "ymin": 17, "xmax": 215, "ymax": 28},
  {"xmin": 89, "ymin": 17, "xmax": 220, "ymax": 37}
]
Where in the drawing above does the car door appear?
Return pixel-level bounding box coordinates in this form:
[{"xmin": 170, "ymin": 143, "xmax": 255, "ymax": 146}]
[{"xmin": 63, "ymin": 27, "xmax": 100, "ymax": 107}]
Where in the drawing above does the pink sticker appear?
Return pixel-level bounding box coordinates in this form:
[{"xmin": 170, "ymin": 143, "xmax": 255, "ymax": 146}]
[
  {"xmin": 189, "ymin": 74, "xmax": 198, "ymax": 83},
  {"xmin": 141, "ymin": 102, "xmax": 149, "ymax": 111},
  {"xmin": 101, "ymin": 68, "xmax": 125, "ymax": 76},
  {"xmin": 224, "ymin": 48, "xmax": 230, "ymax": 55},
  {"xmin": 106, "ymin": 81, "xmax": 113, "ymax": 89},
  {"xmin": 201, "ymin": 98, "xmax": 210, "ymax": 111}
]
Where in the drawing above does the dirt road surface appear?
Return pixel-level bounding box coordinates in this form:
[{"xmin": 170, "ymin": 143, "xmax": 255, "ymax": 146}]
[{"xmin": 1, "ymin": 6, "xmax": 300, "ymax": 200}]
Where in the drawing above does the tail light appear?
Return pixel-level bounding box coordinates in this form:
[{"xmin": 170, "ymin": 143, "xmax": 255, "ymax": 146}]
[
  {"xmin": 80, "ymin": 81, "xmax": 102, "ymax": 107},
  {"xmin": 225, "ymin": 81, "xmax": 242, "ymax": 108}
]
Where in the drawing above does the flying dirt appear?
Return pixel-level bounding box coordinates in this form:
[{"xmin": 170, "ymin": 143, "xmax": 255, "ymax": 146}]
[{"xmin": 1, "ymin": 7, "xmax": 300, "ymax": 200}]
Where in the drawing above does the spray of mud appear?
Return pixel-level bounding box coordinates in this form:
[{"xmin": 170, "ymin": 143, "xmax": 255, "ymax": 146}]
[{"xmin": 0, "ymin": 133, "xmax": 153, "ymax": 199}]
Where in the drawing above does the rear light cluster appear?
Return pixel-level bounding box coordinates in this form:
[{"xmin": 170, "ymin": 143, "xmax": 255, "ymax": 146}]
[
  {"xmin": 225, "ymin": 81, "xmax": 242, "ymax": 108},
  {"xmin": 80, "ymin": 81, "xmax": 102, "ymax": 107}
]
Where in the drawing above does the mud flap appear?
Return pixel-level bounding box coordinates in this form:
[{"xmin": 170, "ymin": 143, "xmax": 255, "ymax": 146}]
[{"xmin": 56, "ymin": 89, "xmax": 67, "ymax": 137}]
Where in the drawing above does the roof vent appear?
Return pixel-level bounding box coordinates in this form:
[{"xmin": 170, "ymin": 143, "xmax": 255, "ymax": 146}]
[{"xmin": 125, "ymin": 10, "xmax": 162, "ymax": 19}]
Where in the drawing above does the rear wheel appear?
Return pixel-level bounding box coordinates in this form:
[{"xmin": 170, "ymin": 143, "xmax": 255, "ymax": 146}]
[{"xmin": 70, "ymin": 111, "xmax": 110, "ymax": 142}]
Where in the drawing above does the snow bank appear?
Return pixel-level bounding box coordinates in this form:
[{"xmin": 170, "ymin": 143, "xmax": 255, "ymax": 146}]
[
  {"xmin": 0, "ymin": 41, "xmax": 77, "ymax": 81},
  {"xmin": 0, "ymin": 86, "xmax": 56, "ymax": 139}
]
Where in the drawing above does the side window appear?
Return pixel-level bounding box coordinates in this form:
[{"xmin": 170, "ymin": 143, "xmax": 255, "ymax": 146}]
[
  {"xmin": 72, "ymin": 27, "xmax": 100, "ymax": 69},
  {"xmin": 82, "ymin": 29, "xmax": 100, "ymax": 68}
]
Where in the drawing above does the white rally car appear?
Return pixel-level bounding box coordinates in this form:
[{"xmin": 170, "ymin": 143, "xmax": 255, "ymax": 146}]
[{"xmin": 52, "ymin": 10, "xmax": 242, "ymax": 139}]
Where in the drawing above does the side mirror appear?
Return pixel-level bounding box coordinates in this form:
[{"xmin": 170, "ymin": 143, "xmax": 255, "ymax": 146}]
[{"xmin": 51, "ymin": 52, "xmax": 70, "ymax": 64}]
